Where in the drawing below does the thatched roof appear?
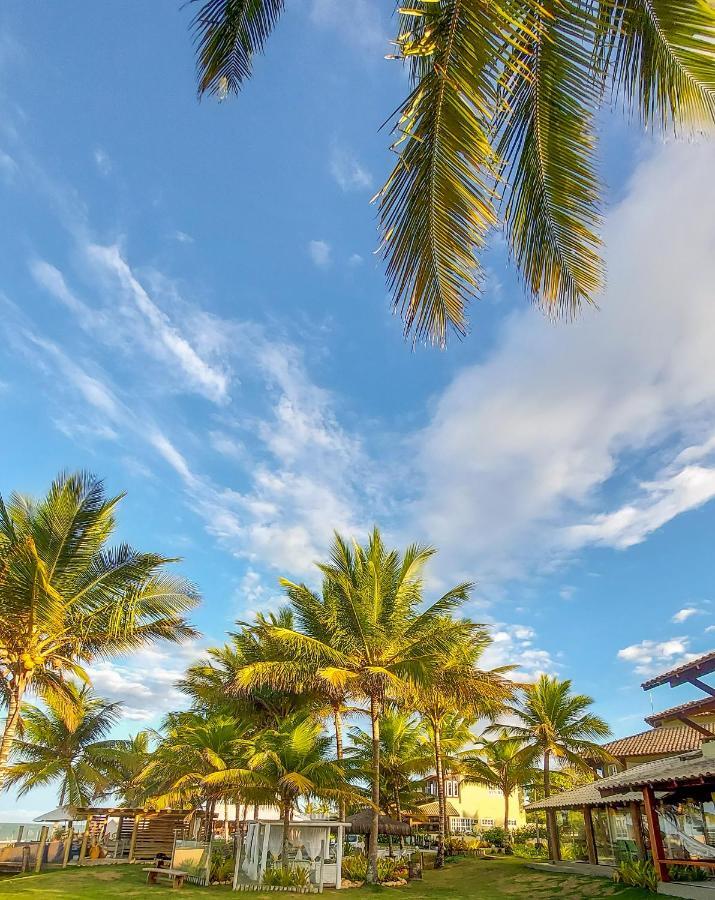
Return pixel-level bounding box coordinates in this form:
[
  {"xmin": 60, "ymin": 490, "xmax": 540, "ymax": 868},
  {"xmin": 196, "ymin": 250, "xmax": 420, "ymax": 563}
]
[{"xmin": 346, "ymin": 809, "xmax": 411, "ymax": 836}]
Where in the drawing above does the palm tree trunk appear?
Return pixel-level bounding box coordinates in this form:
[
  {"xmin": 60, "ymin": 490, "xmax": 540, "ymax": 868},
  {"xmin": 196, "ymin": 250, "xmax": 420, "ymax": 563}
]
[
  {"xmin": 503, "ymin": 790, "xmax": 510, "ymax": 834},
  {"xmin": 281, "ymin": 800, "xmax": 291, "ymax": 872},
  {"xmin": 543, "ymin": 751, "xmax": 558, "ymax": 861},
  {"xmin": 394, "ymin": 789, "xmax": 404, "ymax": 851},
  {"xmin": 0, "ymin": 674, "xmax": 27, "ymax": 782},
  {"xmin": 223, "ymin": 799, "xmax": 229, "ymax": 840},
  {"xmin": 432, "ymin": 722, "xmax": 446, "ymax": 869},
  {"xmin": 366, "ymin": 692, "xmax": 380, "ymax": 884},
  {"xmin": 333, "ymin": 703, "xmax": 345, "ymax": 821}
]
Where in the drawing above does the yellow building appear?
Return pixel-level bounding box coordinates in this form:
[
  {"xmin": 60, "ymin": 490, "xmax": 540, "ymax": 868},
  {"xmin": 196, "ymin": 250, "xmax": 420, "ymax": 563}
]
[{"xmin": 418, "ymin": 773, "xmax": 526, "ymax": 833}]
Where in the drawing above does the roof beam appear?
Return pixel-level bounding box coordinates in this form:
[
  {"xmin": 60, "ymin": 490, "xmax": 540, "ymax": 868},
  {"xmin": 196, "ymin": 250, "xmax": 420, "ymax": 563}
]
[
  {"xmin": 684, "ymin": 676, "xmax": 715, "ymax": 698},
  {"xmin": 675, "ymin": 715, "xmax": 714, "ymax": 738}
]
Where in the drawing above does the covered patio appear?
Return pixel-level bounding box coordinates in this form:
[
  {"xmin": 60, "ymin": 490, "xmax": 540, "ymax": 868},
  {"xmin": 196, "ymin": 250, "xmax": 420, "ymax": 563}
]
[{"xmin": 527, "ymin": 742, "xmax": 715, "ymax": 893}]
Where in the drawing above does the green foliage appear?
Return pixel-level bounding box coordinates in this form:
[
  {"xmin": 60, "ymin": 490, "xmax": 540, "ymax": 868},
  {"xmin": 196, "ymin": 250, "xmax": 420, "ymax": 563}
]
[
  {"xmin": 612, "ymin": 859, "xmax": 658, "ymax": 892},
  {"xmin": 209, "ymin": 840, "xmax": 235, "ymax": 883},
  {"xmin": 481, "ymin": 827, "xmax": 507, "ymax": 848},
  {"xmin": 263, "ymin": 865, "xmax": 311, "ymax": 887},
  {"xmin": 341, "ymin": 853, "xmax": 368, "ymax": 883},
  {"xmin": 4, "ymin": 685, "xmax": 128, "ymax": 806},
  {"xmin": 186, "ymin": 1, "xmax": 715, "ymax": 347},
  {"xmin": 0, "ymin": 470, "xmax": 199, "ymax": 774},
  {"xmin": 668, "ymin": 865, "xmax": 709, "ymax": 882},
  {"xmin": 511, "ymin": 843, "xmax": 548, "ymax": 860}
]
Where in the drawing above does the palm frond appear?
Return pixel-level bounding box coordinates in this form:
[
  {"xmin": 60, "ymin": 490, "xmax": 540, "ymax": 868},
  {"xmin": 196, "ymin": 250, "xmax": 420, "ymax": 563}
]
[
  {"xmin": 190, "ymin": 0, "xmax": 285, "ymax": 99},
  {"xmin": 496, "ymin": 0, "xmax": 603, "ymax": 316},
  {"xmin": 599, "ymin": 0, "xmax": 715, "ymax": 128},
  {"xmin": 377, "ymin": 0, "xmax": 515, "ymax": 346}
]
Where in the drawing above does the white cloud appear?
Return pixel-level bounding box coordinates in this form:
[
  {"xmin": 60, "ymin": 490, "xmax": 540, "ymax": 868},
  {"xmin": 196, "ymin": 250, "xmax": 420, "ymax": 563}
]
[
  {"xmin": 0, "ymin": 148, "xmax": 18, "ymax": 183},
  {"xmin": 329, "ymin": 142, "xmax": 372, "ymax": 192},
  {"xmin": 86, "ymin": 641, "xmax": 206, "ymax": 723},
  {"xmin": 348, "ymin": 253, "xmax": 364, "ymax": 266},
  {"xmin": 412, "ymin": 141, "xmax": 715, "ymax": 583},
  {"xmin": 173, "ymin": 230, "xmax": 194, "ymax": 244},
  {"xmin": 308, "ymin": 239, "xmax": 331, "ymax": 268},
  {"xmin": 617, "ymin": 638, "xmax": 693, "ymax": 675},
  {"xmin": 672, "ymin": 607, "xmax": 701, "ymax": 624},
  {"xmin": 148, "ymin": 429, "xmax": 199, "ymax": 488},
  {"xmin": 93, "ymin": 147, "xmax": 111, "ymax": 176},
  {"xmin": 481, "ymin": 623, "xmax": 555, "ymax": 682}
]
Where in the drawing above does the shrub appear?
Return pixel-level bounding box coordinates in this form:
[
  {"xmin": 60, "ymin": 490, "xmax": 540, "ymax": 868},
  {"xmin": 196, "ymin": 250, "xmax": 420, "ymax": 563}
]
[
  {"xmin": 669, "ymin": 865, "xmax": 709, "ymax": 882},
  {"xmin": 262, "ymin": 865, "xmax": 311, "ymax": 888},
  {"xmin": 512, "ymin": 824, "xmax": 540, "ymax": 843},
  {"xmin": 481, "ymin": 826, "xmax": 507, "ymax": 847},
  {"xmin": 612, "ymin": 860, "xmax": 658, "ymax": 893},
  {"xmin": 511, "ymin": 842, "xmax": 548, "ymax": 860},
  {"xmin": 341, "ymin": 854, "xmax": 368, "ymax": 883}
]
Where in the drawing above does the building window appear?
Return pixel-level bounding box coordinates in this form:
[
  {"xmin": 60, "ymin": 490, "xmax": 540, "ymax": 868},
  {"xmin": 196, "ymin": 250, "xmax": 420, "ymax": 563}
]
[
  {"xmin": 507, "ymin": 819, "xmax": 517, "ymax": 827},
  {"xmin": 481, "ymin": 818, "xmax": 494, "ymax": 827},
  {"xmin": 488, "ymin": 787, "xmax": 501, "ymax": 795},
  {"xmin": 445, "ymin": 780, "xmax": 459, "ymax": 798},
  {"xmin": 451, "ymin": 818, "xmax": 475, "ymax": 833}
]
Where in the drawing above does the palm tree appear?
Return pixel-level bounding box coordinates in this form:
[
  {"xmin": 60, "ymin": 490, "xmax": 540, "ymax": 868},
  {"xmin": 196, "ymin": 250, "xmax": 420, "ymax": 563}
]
[
  {"xmin": 205, "ymin": 714, "xmax": 352, "ymax": 871},
  {"xmin": 503, "ymin": 675, "xmax": 612, "ymax": 859},
  {"xmin": 346, "ymin": 710, "xmax": 432, "ymax": 850},
  {"xmin": 232, "ymin": 528, "xmax": 476, "ymax": 883},
  {"xmin": 461, "ymin": 732, "xmax": 538, "ymax": 834},
  {"xmin": 98, "ymin": 730, "xmax": 154, "ymax": 807},
  {"xmin": 410, "ymin": 629, "xmax": 514, "ymax": 867},
  {"xmin": 2, "ymin": 685, "xmax": 128, "ymax": 807},
  {"xmin": 141, "ymin": 712, "xmax": 253, "ymax": 836},
  {"xmin": 0, "ymin": 471, "xmax": 199, "ymax": 780},
  {"xmin": 186, "ymin": 1, "xmax": 715, "ymax": 346}
]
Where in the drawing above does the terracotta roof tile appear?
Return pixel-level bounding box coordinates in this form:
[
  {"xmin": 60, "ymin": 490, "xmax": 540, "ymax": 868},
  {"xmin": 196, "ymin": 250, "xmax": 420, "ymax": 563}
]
[
  {"xmin": 603, "ymin": 727, "xmax": 703, "ymax": 758},
  {"xmin": 641, "ymin": 650, "xmax": 715, "ymax": 690},
  {"xmin": 645, "ymin": 696, "xmax": 715, "ymax": 727},
  {"xmin": 599, "ymin": 749, "xmax": 715, "ymax": 795},
  {"xmin": 416, "ymin": 800, "xmax": 459, "ymax": 818}
]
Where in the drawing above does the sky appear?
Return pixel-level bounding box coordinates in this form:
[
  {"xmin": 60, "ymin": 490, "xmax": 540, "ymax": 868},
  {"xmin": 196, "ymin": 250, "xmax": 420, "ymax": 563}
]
[{"xmin": 1, "ymin": 1, "xmax": 715, "ymax": 820}]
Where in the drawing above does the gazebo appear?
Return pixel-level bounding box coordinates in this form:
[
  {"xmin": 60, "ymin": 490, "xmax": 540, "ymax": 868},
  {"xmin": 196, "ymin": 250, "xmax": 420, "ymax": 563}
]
[{"xmin": 236, "ymin": 819, "xmax": 349, "ymax": 890}]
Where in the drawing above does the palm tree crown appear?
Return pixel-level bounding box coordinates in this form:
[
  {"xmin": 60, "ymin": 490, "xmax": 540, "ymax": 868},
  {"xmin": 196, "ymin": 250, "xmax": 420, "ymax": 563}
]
[
  {"xmin": 3, "ymin": 685, "xmax": 127, "ymax": 807},
  {"xmin": 0, "ymin": 471, "xmax": 200, "ymax": 779}
]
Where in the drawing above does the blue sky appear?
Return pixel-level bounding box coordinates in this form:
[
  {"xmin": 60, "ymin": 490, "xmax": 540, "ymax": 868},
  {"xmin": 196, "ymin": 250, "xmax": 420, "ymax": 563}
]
[{"xmin": 2, "ymin": 1, "xmax": 715, "ymax": 819}]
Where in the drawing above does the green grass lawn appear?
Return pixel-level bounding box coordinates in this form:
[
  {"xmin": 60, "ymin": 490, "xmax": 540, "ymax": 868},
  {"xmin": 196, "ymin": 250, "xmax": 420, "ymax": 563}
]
[{"xmin": 0, "ymin": 857, "xmax": 652, "ymax": 899}]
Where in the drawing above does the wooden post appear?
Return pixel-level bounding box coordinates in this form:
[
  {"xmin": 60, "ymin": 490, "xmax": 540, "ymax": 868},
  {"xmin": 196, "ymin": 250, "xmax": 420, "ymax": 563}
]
[
  {"xmin": 35, "ymin": 825, "xmax": 49, "ymax": 873},
  {"xmin": 17, "ymin": 825, "xmax": 24, "ymax": 843},
  {"xmin": 128, "ymin": 815, "xmax": 140, "ymax": 863},
  {"xmin": 79, "ymin": 825, "xmax": 90, "ymax": 865},
  {"xmin": 335, "ymin": 825, "xmax": 343, "ymax": 890},
  {"xmin": 318, "ymin": 838, "xmax": 326, "ymax": 894},
  {"xmin": 21, "ymin": 845, "xmax": 30, "ymax": 873},
  {"xmin": 258, "ymin": 823, "xmax": 270, "ymax": 883},
  {"xmin": 62, "ymin": 827, "xmax": 75, "ymax": 868},
  {"xmin": 232, "ymin": 825, "xmax": 245, "ymax": 890},
  {"xmin": 642, "ymin": 786, "xmax": 669, "ymax": 883},
  {"xmin": 582, "ymin": 807, "xmax": 597, "ymax": 864},
  {"xmin": 629, "ymin": 802, "xmax": 646, "ymax": 861},
  {"xmin": 115, "ymin": 816, "xmax": 124, "ymax": 859}
]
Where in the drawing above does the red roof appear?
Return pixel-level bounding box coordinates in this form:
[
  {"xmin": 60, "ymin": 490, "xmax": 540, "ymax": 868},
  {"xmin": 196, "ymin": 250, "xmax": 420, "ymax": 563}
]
[
  {"xmin": 603, "ymin": 727, "xmax": 703, "ymax": 758},
  {"xmin": 645, "ymin": 696, "xmax": 715, "ymax": 728},
  {"xmin": 641, "ymin": 650, "xmax": 715, "ymax": 690}
]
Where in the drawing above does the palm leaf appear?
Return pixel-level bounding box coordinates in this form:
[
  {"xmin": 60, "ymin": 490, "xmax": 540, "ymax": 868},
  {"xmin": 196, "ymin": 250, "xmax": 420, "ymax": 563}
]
[
  {"xmin": 599, "ymin": 0, "xmax": 715, "ymax": 128},
  {"xmin": 496, "ymin": 0, "xmax": 603, "ymax": 315},
  {"xmin": 190, "ymin": 0, "xmax": 285, "ymax": 98},
  {"xmin": 377, "ymin": 0, "xmax": 521, "ymax": 346}
]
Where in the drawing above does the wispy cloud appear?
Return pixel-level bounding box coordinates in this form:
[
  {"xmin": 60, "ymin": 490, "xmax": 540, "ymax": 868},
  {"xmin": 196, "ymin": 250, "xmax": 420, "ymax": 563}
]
[
  {"xmin": 308, "ymin": 239, "xmax": 331, "ymax": 268},
  {"xmin": 329, "ymin": 142, "xmax": 372, "ymax": 192},
  {"xmin": 308, "ymin": 0, "xmax": 387, "ymax": 53},
  {"xmin": 93, "ymin": 147, "xmax": 112, "ymax": 176},
  {"xmin": 672, "ymin": 607, "xmax": 702, "ymax": 624}
]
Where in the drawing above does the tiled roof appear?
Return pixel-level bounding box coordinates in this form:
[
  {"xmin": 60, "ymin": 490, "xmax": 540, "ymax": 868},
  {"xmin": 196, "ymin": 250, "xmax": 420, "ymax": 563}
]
[
  {"xmin": 416, "ymin": 800, "xmax": 459, "ymax": 818},
  {"xmin": 645, "ymin": 696, "xmax": 715, "ymax": 727},
  {"xmin": 598, "ymin": 748, "xmax": 715, "ymax": 795},
  {"xmin": 528, "ymin": 747, "xmax": 715, "ymax": 808},
  {"xmin": 641, "ymin": 650, "xmax": 715, "ymax": 690},
  {"xmin": 603, "ymin": 727, "xmax": 703, "ymax": 758},
  {"xmin": 526, "ymin": 784, "xmax": 659, "ymax": 812}
]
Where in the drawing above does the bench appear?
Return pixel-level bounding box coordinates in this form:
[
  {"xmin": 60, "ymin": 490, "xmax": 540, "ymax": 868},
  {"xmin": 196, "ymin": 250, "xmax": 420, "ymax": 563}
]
[{"xmin": 143, "ymin": 867, "xmax": 188, "ymax": 889}]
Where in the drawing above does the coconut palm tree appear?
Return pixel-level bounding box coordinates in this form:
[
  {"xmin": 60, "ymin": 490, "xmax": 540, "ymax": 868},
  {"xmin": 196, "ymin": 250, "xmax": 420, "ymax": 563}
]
[
  {"xmin": 2, "ymin": 685, "xmax": 128, "ymax": 807},
  {"xmin": 461, "ymin": 731, "xmax": 538, "ymax": 834},
  {"xmin": 186, "ymin": 1, "xmax": 715, "ymax": 346},
  {"xmin": 0, "ymin": 471, "xmax": 199, "ymax": 780},
  {"xmin": 98, "ymin": 730, "xmax": 154, "ymax": 807},
  {"xmin": 410, "ymin": 628, "xmax": 515, "ymax": 867},
  {"xmin": 141, "ymin": 712, "xmax": 255, "ymax": 836},
  {"xmin": 346, "ymin": 710, "xmax": 432, "ymax": 850},
  {"xmin": 205, "ymin": 714, "xmax": 353, "ymax": 870},
  {"xmin": 503, "ymin": 675, "xmax": 612, "ymax": 859},
  {"xmin": 231, "ymin": 528, "xmax": 476, "ymax": 883}
]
